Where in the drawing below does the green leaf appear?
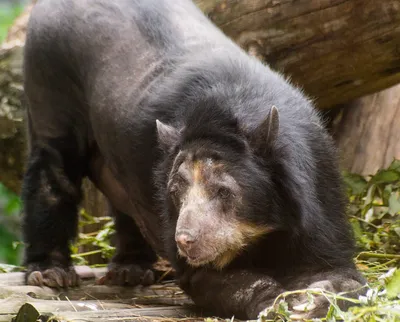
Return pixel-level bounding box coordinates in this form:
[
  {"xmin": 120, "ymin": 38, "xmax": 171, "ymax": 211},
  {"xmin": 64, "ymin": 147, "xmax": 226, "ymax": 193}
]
[
  {"xmin": 5, "ymin": 195, "xmax": 21, "ymax": 215},
  {"xmin": 383, "ymin": 184, "xmax": 393, "ymax": 204},
  {"xmin": 388, "ymin": 159, "xmax": 400, "ymax": 172},
  {"xmin": 388, "ymin": 193, "xmax": 400, "ymax": 215},
  {"xmin": 364, "ymin": 185, "xmax": 377, "ymax": 208},
  {"xmin": 369, "ymin": 170, "xmax": 400, "ymax": 185},
  {"xmin": 14, "ymin": 303, "xmax": 40, "ymax": 322},
  {"xmin": 277, "ymin": 299, "xmax": 291, "ymax": 317},
  {"xmin": 343, "ymin": 172, "xmax": 368, "ymax": 195},
  {"xmin": 325, "ymin": 303, "xmax": 336, "ymax": 320},
  {"xmin": 351, "ymin": 220, "xmax": 363, "ymax": 240},
  {"xmin": 387, "ymin": 269, "xmax": 400, "ymax": 299},
  {"xmin": 375, "ymin": 206, "xmax": 389, "ymax": 219},
  {"xmin": 365, "ymin": 207, "xmax": 375, "ymax": 222}
]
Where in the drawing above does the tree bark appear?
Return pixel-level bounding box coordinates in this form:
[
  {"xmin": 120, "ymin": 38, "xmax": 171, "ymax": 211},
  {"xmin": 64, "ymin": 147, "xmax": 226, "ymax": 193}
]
[
  {"xmin": 196, "ymin": 0, "xmax": 400, "ymax": 109},
  {"xmin": 331, "ymin": 84, "xmax": 400, "ymax": 176},
  {"xmin": 1, "ymin": 0, "xmax": 400, "ymax": 253}
]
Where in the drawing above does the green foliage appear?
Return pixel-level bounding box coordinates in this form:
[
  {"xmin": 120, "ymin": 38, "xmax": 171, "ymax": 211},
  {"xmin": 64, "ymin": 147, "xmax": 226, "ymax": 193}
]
[
  {"xmin": 387, "ymin": 269, "xmax": 400, "ymax": 300},
  {"xmin": 70, "ymin": 209, "xmax": 116, "ymax": 266},
  {"xmin": 259, "ymin": 159, "xmax": 400, "ymax": 321},
  {"xmin": 0, "ymin": 3, "xmax": 24, "ymax": 43},
  {"xmin": 0, "ymin": 183, "xmax": 21, "ymax": 215},
  {"xmin": 0, "ymin": 183, "xmax": 22, "ymax": 265},
  {"xmin": 258, "ymin": 270, "xmax": 400, "ymax": 321},
  {"xmin": 0, "ymin": 183, "xmax": 115, "ymax": 267},
  {"xmin": 346, "ymin": 159, "xmax": 400, "ymax": 255}
]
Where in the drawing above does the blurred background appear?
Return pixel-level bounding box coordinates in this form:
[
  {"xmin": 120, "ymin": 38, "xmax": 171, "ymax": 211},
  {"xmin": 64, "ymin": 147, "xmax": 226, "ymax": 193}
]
[
  {"xmin": 0, "ymin": 183, "xmax": 21, "ymax": 265},
  {"xmin": 0, "ymin": 0, "xmax": 27, "ymax": 266},
  {"xmin": 0, "ymin": 0, "xmax": 27, "ymax": 42}
]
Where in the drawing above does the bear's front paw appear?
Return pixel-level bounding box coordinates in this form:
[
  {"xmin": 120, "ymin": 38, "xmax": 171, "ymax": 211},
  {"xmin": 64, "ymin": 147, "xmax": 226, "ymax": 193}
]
[
  {"xmin": 97, "ymin": 262, "xmax": 155, "ymax": 286},
  {"xmin": 26, "ymin": 264, "xmax": 79, "ymax": 288},
  {"xmin": 288, "ymin": 279, "xmax": 362, "ymax": 320}
]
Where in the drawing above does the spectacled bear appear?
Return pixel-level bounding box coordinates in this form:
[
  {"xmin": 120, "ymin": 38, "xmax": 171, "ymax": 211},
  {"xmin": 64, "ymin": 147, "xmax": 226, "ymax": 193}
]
[{"xmin": 21, "ymin": 0, "xmax": 366, "ymax": 319}]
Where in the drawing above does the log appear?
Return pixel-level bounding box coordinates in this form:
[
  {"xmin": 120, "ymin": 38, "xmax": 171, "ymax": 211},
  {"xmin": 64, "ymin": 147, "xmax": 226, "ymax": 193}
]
[
  {"xmin": 0, "ymin": 267, "xmax": 106, "ymax": 287},
  {"xmin": 0, "ymin": 269, "xmax": 206, "ymax": 322},
  {"xmin": 0, "ymin": 267, "xmax": 190, "ymax": 306},
  {"xmin": 0, "ymin": 283, "xmax": 190, "ymax": 305},
  {"xmin": 13, "ymin": 304, "xmax": 204, "ymax": 322},
  {"xmin": 196, "ymin": 0, "xmax": 400, "ymax": 108},
  {"xmin": 331, "ymin": 84, "xmax": 400, "ymax": 175},
  {"xmin": 0, "ymin": 297, "xmax": 134, "ymax": 315}
]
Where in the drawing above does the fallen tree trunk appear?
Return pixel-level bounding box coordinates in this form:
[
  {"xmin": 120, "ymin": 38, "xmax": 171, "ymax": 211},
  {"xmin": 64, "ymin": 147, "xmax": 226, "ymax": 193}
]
[
  {"xmin": 331, "ymin": 83, "xmax": 400, "ymax": 175},
  {"xmin": 196, "ymin": 0, "xmax": 400, "ymax": 108},
  {"xmin": 1, "ymin": 0, "xmax": 400, "ymax": 254},
  {"xmin": 6, "ymin": 0, "xmax": 399, "ymax": 110}
]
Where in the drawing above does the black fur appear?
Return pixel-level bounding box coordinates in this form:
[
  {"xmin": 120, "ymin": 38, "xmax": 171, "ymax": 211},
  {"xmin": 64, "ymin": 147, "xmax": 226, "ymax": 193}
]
[
  {"xmin": 22, "ymin": 0, "xmax": 365, "ymax": 318},
  {"xmin": 154, "ymin": 55, "xmax": 356, "ymax": 269},
  {"xmin": 21, "ymin": 137, "xmax": 84, "ymax": 275}
]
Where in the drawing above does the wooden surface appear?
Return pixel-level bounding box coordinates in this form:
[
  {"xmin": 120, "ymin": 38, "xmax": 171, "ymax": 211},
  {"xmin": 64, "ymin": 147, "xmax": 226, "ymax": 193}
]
[
  {"xmin": 35, "ymin": 307, "xmax": 200, "ymax": 322},
  {"xmin": 0, "ymin": 267, "xmax": 189, "ymax": 305},
  {"xmin": 0, "ymin": 267, "xmax": 212, "ymax": 322}
]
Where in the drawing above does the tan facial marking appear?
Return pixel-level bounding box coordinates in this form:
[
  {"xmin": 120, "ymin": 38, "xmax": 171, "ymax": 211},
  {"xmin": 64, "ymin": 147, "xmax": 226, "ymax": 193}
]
[
  {"xmin": 190, "ymin": 160, "xmax": 211, "ymax": 198},
  {"xmin": 193, "ymin": 160, "xmax": 202, "ymax": 183},
  {"xmin": 212, "ymin": 221, "xmax": 272, "ymax": 270}
]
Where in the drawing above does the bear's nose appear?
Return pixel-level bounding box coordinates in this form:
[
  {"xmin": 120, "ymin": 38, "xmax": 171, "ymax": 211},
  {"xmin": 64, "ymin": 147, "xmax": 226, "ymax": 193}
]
[{"xmin": 175, "ymin": 232, "xmax": 195, "ymax": 251}]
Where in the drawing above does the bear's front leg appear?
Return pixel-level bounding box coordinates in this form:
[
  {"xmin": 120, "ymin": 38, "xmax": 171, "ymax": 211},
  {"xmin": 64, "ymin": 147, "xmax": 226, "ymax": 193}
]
[
  {"xmin": 179, "ymin": 267, "xmax": 286, "ymax": 320},
  {"xmin": 97, "ymin": 210, "xmax": 157, "ymax": 286}
]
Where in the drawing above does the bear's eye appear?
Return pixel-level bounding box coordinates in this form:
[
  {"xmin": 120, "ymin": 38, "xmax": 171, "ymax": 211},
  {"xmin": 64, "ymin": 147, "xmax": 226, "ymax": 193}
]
[
  {"xmin": 217, "ymin": 187, "xmax": 233, "ymax": 200},
  {"xmin": 169, "ymin": 184, "xmax": 183, "ymax": 207},
  {"xmin": 169, "ymin": 175, "xmax": 187, "ymax": 201}
]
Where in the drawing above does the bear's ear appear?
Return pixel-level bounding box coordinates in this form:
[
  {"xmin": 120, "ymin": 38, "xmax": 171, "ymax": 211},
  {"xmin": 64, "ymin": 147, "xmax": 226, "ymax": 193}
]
[
  {"xmin": 156, "ymin": 119, "xmax": 181, "ymax": 152},
  {"xmin": 248, "ymin": 105, "xmax": 280, "ymax": 154}
]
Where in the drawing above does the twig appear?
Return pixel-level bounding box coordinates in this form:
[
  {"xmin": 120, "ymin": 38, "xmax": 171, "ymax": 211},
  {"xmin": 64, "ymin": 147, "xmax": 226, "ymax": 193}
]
[
  {"xmin": 72, "ymin": 250, "xmax": 103, "ymax": 258},
  {"xmin": 357, "ymin": 252, "xmax": 400, "ymax": 260}
]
